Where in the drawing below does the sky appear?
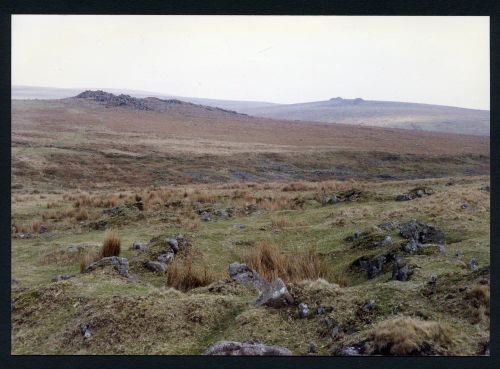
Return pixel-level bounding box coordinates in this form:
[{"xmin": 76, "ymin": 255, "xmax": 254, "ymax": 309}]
[{"xmin": 12, "ymin": 15, "xmax": 490, "ymax": 109}]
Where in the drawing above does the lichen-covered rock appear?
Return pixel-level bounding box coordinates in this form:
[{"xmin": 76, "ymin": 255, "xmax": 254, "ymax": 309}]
[
  {"xmin": 204, "ymin": 340, "xmax": 292, "ymax": 356},
  {"xmin": 400, "ymin": 219, "xmax": 445, "ymax": 244},
  {"xmin": 228, "ymin": 262, "xmax": 269, "ymax": 292},
  {"xmin": 157, "ymin": 252, "xmax": 175, "ymax": 264},
  {"xmin": 84, "ymin": 256, "xmax": 129, "ymax": 276},
  {"xmin": 298, "ymin": 303, "xmax": 310, "ymax": 318},
  {"xmin": 255, "ymin": 278, "xmax": 294, "ymax": 308},
  {"xmin": 144, "ymin": 261, "xmax": 167, "ymax": 273},
  {"xmin": 131, "ymin": 241, "xmax": 149, "ymax": 251}
]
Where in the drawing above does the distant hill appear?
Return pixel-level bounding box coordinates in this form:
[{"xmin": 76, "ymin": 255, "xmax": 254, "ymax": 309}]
[
  {"xmin": 236, "ymin": 97, "xmax": 490, "ymax": 136},
  {"xmin": 12, "ymin": 86, "xmax": 489, "ymax": 136}
]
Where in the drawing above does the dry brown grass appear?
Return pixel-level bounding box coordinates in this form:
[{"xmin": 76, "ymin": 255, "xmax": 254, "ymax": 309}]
[
  {"xmin": 11, "ymin": 220, "xmax": 41, "ymax": 234},
  {"xmin": 466, "ymin": 285, "xmax": 490, "ymax": 323},
  {"xmin": 365, "ymin": 318, "xmax": 454, "ymax": 355},
  {"xmin": 271, "ymin": 216, "xmax": 292, "ymax": 229},
  {"xmin": 245, "ymin": 241, "xmax": 341, "ymax": 284},
  {"xmin": 166, "ymin": 255, "xmax": 215, "ymax": 292},
  {"xmin": 79, "ymin": 249, "xmax": 99, "ymax": 273},
  {"xmin": 99, "ymin": 229, "xmax": 121, "ymax": 258}
]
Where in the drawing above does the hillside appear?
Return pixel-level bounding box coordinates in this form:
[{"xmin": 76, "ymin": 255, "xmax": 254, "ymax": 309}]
[
  {"xmin": 12, "ymin": 86, "xmax": 490, "ymax": 136},
  {"xmin": 237, "ymin": 98, "xmax": 490, "ymax": 136}
]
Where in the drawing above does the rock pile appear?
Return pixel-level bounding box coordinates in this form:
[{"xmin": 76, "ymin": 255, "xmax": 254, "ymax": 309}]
[
  {"xmin": 396, "ymin": 187, "xmax": 434, "ymax": 201},
  {"xmin": 204, "ymin": 340, "xmax": 292, "ymax": 356}
]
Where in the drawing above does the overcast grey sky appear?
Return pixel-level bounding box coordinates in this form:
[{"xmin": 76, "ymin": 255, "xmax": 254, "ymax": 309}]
[{"xmin": 12, "ymin": 15, "xmax": 489, "ymax": 109}]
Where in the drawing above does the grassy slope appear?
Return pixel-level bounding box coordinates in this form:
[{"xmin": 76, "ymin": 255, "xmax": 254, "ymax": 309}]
[{"xmin": 11, "ymin": 176, "xmax": 490, "ymax": 355}]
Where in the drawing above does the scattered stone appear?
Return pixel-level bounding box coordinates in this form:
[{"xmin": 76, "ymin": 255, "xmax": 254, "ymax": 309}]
[
  {"xmin": 469, "ymin": 258, "xmax": 479, "ymax": 271},
  {"xmin": 79, "ymin": 324, "xmax": 92, "ymax": 339},
  {"xmin": 67, "ymin": 244, "xmax": 85, "ymax": 253},
  {"xmin": 39, "ymin": 224, "xmax": 49, "ymax": 234},
  {"xmin": 144, "ymin": 261, "xmax": 167, "ymax": 273},
  {"xmin": 316, "ymin": 306, "xmax": 326, "ymax": 315},
  {"xmin": 134, "ymin": 201, "xmax": 144, "ymax": 211},
  {"xmin": 353, "ymin": 230, "xmax": 363, "ymax": 241},
  {"xmin": 52, "ymin": 274, "xmax": 73, "ymax": 282},
  {"xmin": 461, "ymin": 203, "xmax": 470, "ymax": 209},
  {"xmin": 204, "ymin": 340, "xmax": 292, "ymax": 356},
  {"xmin": 308, "ymin": 342, "xmax": 317, "ymax": 353},
  {"xmin": 102, "ymin": 206, "xmax": 125, "ymax": 217},
  {"xmin": 438, "ymin": 244, "xmax": 447, "ymax": 256},
  {"xmin": 335, "ymin": 346, "xmax": 361, "ymax": 356},
  {"xmin": 456, "ymin": 250, "xmax": 464, "ymax": 257},
  {"xmin": 298, "ymin": 303, "xmax": 310, "ymax": 318},
  {"xmin": 131, "ymin": 241, "xmax": 149, "ymax": 251},
  {"xmin": 330, "ymin": 326, "xmax": 340, "ymax": 340},
  {"xmin": 84, "ymin": 256, "xmax": 129, "ymax": 276},
  {"xmin": 228, "ymin": 262, "xmax": 269, "ymax": 292},
  {"xmin": 399, "ymin": 219, "xmax": 445, "ymax": 244},
  {"xmin": 255, "ymin": 278, "xmax": 294, "ymax": 308},
  {"xmin": 396, "ymin": 187, "xmax": 434, "ymax": 202},
  {"xmin": 392, "ymin": 257, "xmax": 413, "ymax": 281},
  {"xmin": 355, "ymin": 254, "xmax": 392, "ymax": 279},
  {"xmin": 157, "ymin": 252, "xmax": 175, "ymax": 264},
  {"xmin": 200, "ymin": 212, "xmax": 211, "ymax": 222},
  {"xmin": 404, "ymin": 238, "xmax": 419, "ymax": 254},
  {"xmin": 16, "ymin": 233, "xmax": 35, "ymax": 239},
  {"xmin": 382, "ymin": 235, "xmax": 393, "ymax": 247},
  {"xmin": 428, "ymin": 274, "xmax": 437, "ymax": 285},
  {"xmin": 324, "ymin": 195, "xmax": 338, "ymax": 205},
  {"xmin": 480, "ymin": 185, "xmax": 490, "ymax": 193},
  {"xmin": 233, "ymin": 223, "xmax": 246, "ymax": 230},
  {"xmin": 165, "ymin": 238, "xmax": 179, "ymax": 253},
  {"xmin": 377, "ymin": 220, "xmax": 401, "ymax": 231},
  {"xmin": 362, "ymin": 299, "xmax": 376, "ymax": 313}
]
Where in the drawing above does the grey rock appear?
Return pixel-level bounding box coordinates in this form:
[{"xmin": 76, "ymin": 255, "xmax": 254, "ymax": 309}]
[
  {"xmin": 233, "ymin": 223, "xmax": 246, "ymax": 230},
  {"xmin": 134, "ymin": 201, "xmax": 144, "ymax": 211},
  {"xmin": 400, "ymin": 219, "xmax": 445, "ymax": 244},
  {"xmin": 456, "ymin": 250, "xmax": 464, "ymax": 257},
  {"xmin": 469, "ymin": 258, "xmax": 479, "ymax": 271},
  {"xmin": 336, "ymin": 346, "xmax": 361, "ymax": 356},
  {"xmin": 228, "ymin": 262, "xmax": 269, "ymax": 292},
  {"xmin": 298, "ymin": 303, "xmax": 310, "ymax": 318},
  {"xmin": 165, "ymin": 238, "xmax": 179, "ymax": 253},
  {"xmin": 330, "ymin": 326, "xmax": 340, "ymax": 339},
  {"xmin": 356, "ymin": 255, "xmax": 389, "ymax": 279},
  {"xmin": 204, "ymin": 340, "xmax": 292, "ymax": 356},
  {"xmin": 144, "ymin": 261, "xmax": 167, "ymax": 273},
  {"xmin": 17, "ymin": 233, "xmax": 35, "ymax": 239},
  {"xmin": 308, "ymin": 342, "xmax": 317, "ymax": 353},
  {"xmin": 439, "ymin": 244, "xmax": 447, "ymax": 256},
  {"xmin": 39, "ymin": 224, "xmax": 49, "ymax": 234},
  {"xmin": 157, "ymin": 252, "xmax": 175, "ymax": 264},
  {"xmin": 326, "ymin": 195, "xmax": 338, "ymax": 204},
  {"xmin": 382, "ymin": 235, "xmax": 393, "ymax": 247},
  {"xmin": 84, "ymin": 256, "xmax": 129, "ymax": 276},
  {"xmin": 79, "ymin": 324, "xmax": 92, "ymax": 339},
  {"xmin": 396, "ymin": 193, "xmax": 415, "ymax": 201},
  {"xmin": 392, "ymin": 257, "xmax": 413, "ymax": 281},
  {"xmin": 353, "ymin": 230, "xmax": 363, "ymax": 241},
  {"xmin": 131, "ymin": 241, "xmax": 149, "ymax": 251},
  {"xmin": 404, "ymin": 238, "xmax": 419, "ymax": 254},
  {"xmin": 362, "ymin": 299, "xmax": 376, "ymax": 312},
  {"xmin": 428, "ymin": 274, "xmax": 437, "ymax": 284},
  {"xmin": 377, "ymin": 220, "xmax": 401, "ymax": 231},
  {"xmin": 316, "ymin": 306, "xmax": 326, "ymax": 315},
  {"xmin": 67, "ymin": 244, "xmax": 85, "ymax": 253},
  {"xmin": 461, "ymin": 203, "xmax": 470, "ymax": 209},
  {"xmin": 255, "ymin": 278, "xmax": 294, "ymax": 308},
  {"xmin": 52, "ymin": 274, "xmax": 73, "ymax": 282},
  {"xmin": 201, "ymin": 212, "xmax": 211, "ymax": 222}
]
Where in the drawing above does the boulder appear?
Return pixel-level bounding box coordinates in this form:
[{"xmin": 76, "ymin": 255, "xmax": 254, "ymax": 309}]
[
  {"xmin": 39, "ymin": 224, "xmax": 49, "ymax": 234},
  {"xmin": 382, "ymin": 235, "xmax": 393, "ymax": 247},
  {"xmin": 377, "ymin": 220, "xmax": 400, "ymax": 231},
  {"xmin": 298, "ymin": 303, "xmax": 310, "ymax": 318},
  {"xmin": 404, "ymin": 238, "xmax": 419, "ymax": 254},
  {"xmin": 455, "ymin": 250, "xmax": 464, "ymax": 258},
  {"xmin": 469, "ymin": 258, "xmax": 479, "ymax": 271},
  {"xmin": 157, "ymin": 252, "xmax": 175, "ymax": 264},
  {"xmin": 131, "ymin": 241, "xmax": 149, "ymax": 251},
  {"xmin": 399, "ymin": 219, "xmax": 445, "ymax": 244},
  {"xmin": 79, "ymin": 324, "xmax": 93, "ymax": 339},
  {"xmin": 392, "ymin": 257, "xmax": 413, "ymax": 281},
  {"xmin": 144, "ymin": 261, "xmax": 167, "ymax": 273},
  {"xmin": 335, "ymin": 346, "xmax": 361, "ymax": 356},
  {"xmin": 84, "ymin": 256, "xmax": 129, "ymax": 276},
  {"xmin": 165, "ymin": 238, "xmax": 179, "ymax": 253},
  {"xmin": 255, "ymin": 278, "xmax": 294, "ymax": 308},
  {"xmin": 355, "ymin": 254, "xmax": 391, "ymax": 279},
  {"xmin": 228, "ymin": 262, "xmax": 269, "ymax": 292},
  {"xmin": 204, "ymin": 340, "xmax": 292, "ymax": 356},
  {"xmin": 52, "ymin": 274, "xmax": 73, "ymax": 282}
]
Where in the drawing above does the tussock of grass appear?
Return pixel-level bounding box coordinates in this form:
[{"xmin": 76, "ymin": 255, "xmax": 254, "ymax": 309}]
[
  {"xmin": 245, "ymin": 241, "xmax": 341, "ymax": 284},
  {"xmin": 79, "ymin": 250, "xmax": 99, "ymax": 273},
  {"xmin": 166, "ymin": 256, "xmax": 215, "ymax": 292},
  {"xmin": 365, "ymin": 317, "xmax": 453, "ymax": 355},
  {"xmin": 99, "ymin": 229, "xmax": 121, "ymax": 258}
]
